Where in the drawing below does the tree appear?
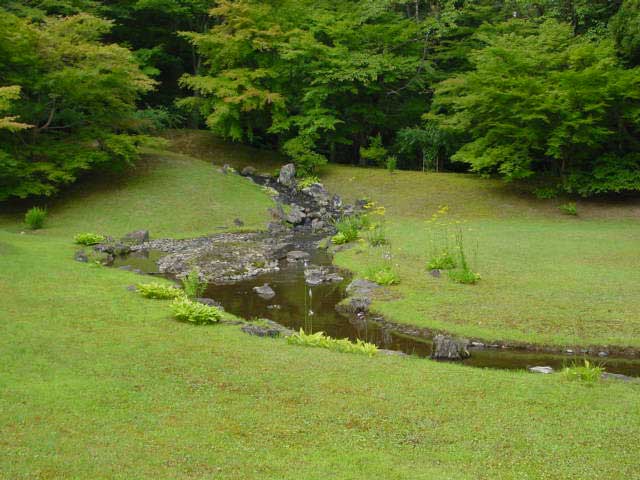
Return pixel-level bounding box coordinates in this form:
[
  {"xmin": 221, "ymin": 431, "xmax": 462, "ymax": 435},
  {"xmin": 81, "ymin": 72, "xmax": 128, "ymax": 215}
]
[
  {"xmin": 432, "ymin": 19, "xmax": 640, "ymax": 195},
  {"xmin": 0, "ymin": 10, "xmax": 154, "ymax": 200}
]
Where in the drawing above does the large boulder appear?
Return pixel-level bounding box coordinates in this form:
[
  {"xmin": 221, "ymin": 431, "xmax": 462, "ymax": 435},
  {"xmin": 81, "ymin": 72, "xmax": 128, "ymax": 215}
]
[
  {"xmin": 278, "ymin": 163, "xmax": 296, "ymax": 187},
  {"xmin": 122, "ymin": 230, "xmax": 149, "ymax": 244},
  {"xmin": 302, "ymin": 183, "xmax": 330, "ymax": 206},
  {"xmin": 431, "ymin": 335, "xmax": 470, "ymax": 361}
]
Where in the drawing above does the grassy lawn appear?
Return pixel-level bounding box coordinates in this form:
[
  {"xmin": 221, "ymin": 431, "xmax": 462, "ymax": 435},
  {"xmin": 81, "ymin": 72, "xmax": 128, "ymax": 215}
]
[
  {"xmin": 321, "ymin": 165, "xmax": 640, "ymax": 349},
  {"xmin": 2, "ymin": 143, "xmax": 640, "ymax": 478}
]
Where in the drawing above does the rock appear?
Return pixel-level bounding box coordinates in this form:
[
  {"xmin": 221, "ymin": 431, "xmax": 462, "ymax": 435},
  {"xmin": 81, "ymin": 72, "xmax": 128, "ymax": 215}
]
[
  {"xmin": 336, "ymin": 296, "xmax": 371, "ymax": 315},
  {"xmin": 286, "ymin": 250, "xmax": 310, "ymax": 262},
  {"xmin": 330, "ymin": 195, "xmax": 343, "ymax": 210},
  {"xmin": 346, "ymin": 279, "xmax": 380, "ymax": 297},
  {"xmin": 278, "ymin": 163, "xmax": 296, "ymax": 187},
  {"xmin": 430, "ymin": 335, "xmax": 470, "ymax": 361},
  {"xmin": 253, "ymin": 283, "xmax": 276, "ymax": 300},
  {"xmin": 302, "ymin": 183, "xmax": 330, "ymax": 205},
  {"xmin": 528, "ymin": 366, "xmax": 554, "ymax": 374},
  {"xmin": 196, "ymin": 298, "xmax": 225, "ymax": 311},
  {"xmin": 311, "ymin": 218, "xmax": 324, "ymax": 230},
  {"xmin": 241, "ymin": 166, "xmax": 257, "ymax": 176},
  {"xmin": 95, "ymin": 242, "xmax": 131, "ymax": 256},
  {"xmin": 119, "ymin": 265, "xmax": 134, "ymax": 271},
  {"xmin": 267, "ymin": 222, "xmax": 288, "ymax": 235},
  {"xmin": 222, "ymin": 164, "xmax": 237, "ymax": 175},
  {"xmin": 122, "ymin": 230, "xmax": 149, "ymax": 244},
  {"xmin": 285, "ymin": 204, "xmax": 306, "ymax": 225},
  {"xmin": 126, "ymin": 285, "xmax": 137, "ymax": 292},
  {"xmin": 233, "ymin": 218, "xmax": 245, "ymax": 227},
  {"xmin": 74, "ymin": 250, "xmax": 88, "ymax": 263},
  {"xmin": 469, "ymin": 341, "xmax": 485, "ymax": 349},
  {"xmin": 241, "ymin": 324, "xmax": 282, "ymax": 338},
  {"xmin": 601, "ymin": 372, "xmax": 638, "ymax": 383},
  {"xmin": 304, "ymin": 267, "xmax": 343, "ymax": 285},
  {"xmin": 429, "ymin": 269, "xmax": 441, "ymax": 278},
  {"xmin": 598, "ymin": 351, "xmax": 609, "ymax": 358}
]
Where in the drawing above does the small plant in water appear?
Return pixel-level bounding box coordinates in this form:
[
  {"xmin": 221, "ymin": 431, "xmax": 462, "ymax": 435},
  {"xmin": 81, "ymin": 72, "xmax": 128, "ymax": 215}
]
[
  {"xmin": 182, "ymin": 267, "xmax": 206, "ymax": 299},
  {"xmin": 74, "ymin": 233, "xmax": 106, "ymax": 246},
  {"xmin": 287, "ymin": 329, "xmax": 378, "ymax": 357},
  {"xmin": 562, "ymin": 359, "xmax": 604, "ymax": 384},
  {"xmin": 170, "ymin": 297, "xmax": 222, "ymax": 325},
  {"xmin": 137, "ymin": 282, "xmax": 184, "ymax": 300},
  {"xmin": 25, "ymin": 207, "xmax": 47, "ymax": 230},
  {"xmin": 559, "ymin": 202, "xmax": 578, "ymax": 216}
]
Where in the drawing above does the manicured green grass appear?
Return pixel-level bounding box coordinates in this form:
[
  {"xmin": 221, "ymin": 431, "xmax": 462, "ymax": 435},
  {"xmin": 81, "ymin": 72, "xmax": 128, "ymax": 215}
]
[
  {"xmin": 319, "ymin": 166, "xmax": 640, "ymax": 348},
  {"xmin": 2, "ymin": 140, "xmax": 639, "ymax": 478}
]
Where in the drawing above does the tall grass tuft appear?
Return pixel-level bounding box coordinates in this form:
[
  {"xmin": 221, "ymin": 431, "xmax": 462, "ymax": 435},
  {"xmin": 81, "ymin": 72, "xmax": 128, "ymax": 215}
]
[
  {"xmin": 25, "ymin": 207, "xmax": 47, "ymax": 230},
  {"xmin": 562, "ymin": 359, "xmax": 604, "ymax": 384},
  {"xmin": 182, "ymin": 268, "xmax": 206, "ymax": 299}
]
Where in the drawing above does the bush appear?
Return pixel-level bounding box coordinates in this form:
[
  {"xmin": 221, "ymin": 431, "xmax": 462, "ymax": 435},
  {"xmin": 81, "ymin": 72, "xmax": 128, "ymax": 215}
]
[
  {"xmin": 427, "ymin": 251, "xmax": 457, "ymax": 270},
  {"xmin": 331, "ymin": 232, "xmax": 348, "ymax": 245},
  {"xmin": 182, "ymin": 268, "xmax": 206, "ymax": 299},
  {"xmin": 137, "ymin": 282, "xmax": 184, "ymax": 300},
  {"xmin": 170, "ymin": 297, "xmax": 222, "ymax": 325},
  {"xmin": 365, "ymin": 265, "xmax": 400, "ymax": 286},
  {"xmin": 559, "ymin": 202, "xmax": 578, "ymax": 216},
  {"xmin": 386, "ymin": 156, "xmax": 397, "ymax": 174},
  {"xmin": 74, "ymin": 233, "xmax": 106, "ymax": 246},
  {"xmin": 332, "ymin": 215, "xmax": 370, "ymax": 244},
  {"xmin": 562, "ymin": 359, "xmax": 604, "ymax": 384},
  {"xmin": 297, "ymin": 175, "xmax": 321, "ymax": 190},
  {"xmin": 25, "ymin": 207, "xmax": 47, "ymax": 230},
  {"xmin": 448, "ymin": 269, "xmax": 481, "ymax": 285},
  {"xmin": 287, "ymin": 329, "xmax": 378, "ymax": 357}
]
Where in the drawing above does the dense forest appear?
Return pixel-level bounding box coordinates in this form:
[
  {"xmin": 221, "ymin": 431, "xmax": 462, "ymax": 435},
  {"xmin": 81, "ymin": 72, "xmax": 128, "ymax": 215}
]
[{"xmin": 1, "ymin": 0, "xmax": 640, "ymax": 200}]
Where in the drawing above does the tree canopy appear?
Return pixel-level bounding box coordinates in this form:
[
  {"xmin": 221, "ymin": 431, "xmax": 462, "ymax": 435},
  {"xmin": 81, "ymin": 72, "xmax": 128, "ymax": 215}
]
[{"xmin": 1, "ymin": 0, "xmax": 640, "ymax": 198}]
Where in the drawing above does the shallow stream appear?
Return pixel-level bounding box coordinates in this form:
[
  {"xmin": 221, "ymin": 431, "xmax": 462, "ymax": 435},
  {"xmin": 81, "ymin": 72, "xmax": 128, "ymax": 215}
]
[{"xmin": 113, "ymin": 244, "xmax": 640, "ymax": 378}]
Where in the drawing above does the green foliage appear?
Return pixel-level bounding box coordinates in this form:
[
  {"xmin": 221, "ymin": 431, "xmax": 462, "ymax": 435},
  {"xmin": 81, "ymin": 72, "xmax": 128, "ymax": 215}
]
[
  {"xmin": 385, "ymin": 156, "xmax": 398, "ymax": 174},
  {"xmin": 366, "ymin": 224, "xmax": 388, "ymax": 247},
  {"xmin": 562, "ymin": 359, "xmax": 604, "ymax": 383},
  {"xmin": 365, "ymin": 265, "xmax": 400, "ymax": 286},
  {"xmin": 297, "ymin": 175, "xmax": 321, "ymax": 190},
  {"xmin": 610, "ymin": 0, "xmax": 640, "ymax": 66},
  {"xmin": 287, "ymin": 329, "xmax": 378, "ymax": 357},
  {"xmin": 432, "ymin": 19, "xmax": 640, "ymax": 195},
  {"xmin": 0, "ymin": 10, "xmax": 154, "ymax": 200},
  {"xmin": 360, "ymin": 135, "xmax": 388, "ymax": 167},
  {"xmin": 73, "ymin": 233, "xmax": 106, "ymax": 246},
  {"xmin": 447, "ymin": 228, "xmax": 480, "ymax": 284},
  {"xmin": 427, "ymin": 251, "xmax": 457, "ymax": 270},
  {"xmin": 448, "ymin": 268, "xmax": 481, "ymax": 285},
  {"xmin": 181, "ymin": 268, "xmax": 206, "ymax": 299},
  {"xmin": 24, "ymin": 207, "xmax": 47, "ymax": 230},
  {"xmin": 332, "ymin": 215, "xmax": 370, "ymax": 244},
  {"xmin": 170, "ymin": 296, "xmax": 222, "ymax": 325},
  {"xmin": 282, "ymin": 137, "xmax": 327, "ymax": 176},
  {"xmin": 137, "ymin": 282, "xmax": 184, "ymax": 300},
  {"xmin": 559, "ymin": 202, "xmax": 578, "ymax": 216}
]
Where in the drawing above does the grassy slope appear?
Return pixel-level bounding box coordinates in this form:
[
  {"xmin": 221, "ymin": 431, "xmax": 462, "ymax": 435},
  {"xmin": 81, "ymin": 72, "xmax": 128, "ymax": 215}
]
[
  {"xmin": 321, "ymin": 165, "xmax": 640, "ymax": 348},
  {"xmin": 1, "ymin": 146, "xmax": 640, "ymax": 478}
]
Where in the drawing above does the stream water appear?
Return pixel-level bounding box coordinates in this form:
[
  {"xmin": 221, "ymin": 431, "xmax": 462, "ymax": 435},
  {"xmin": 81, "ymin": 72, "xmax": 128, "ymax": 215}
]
[{"xmin": 113, "ymin": 245, "xmax": 640, "ymax": 378}]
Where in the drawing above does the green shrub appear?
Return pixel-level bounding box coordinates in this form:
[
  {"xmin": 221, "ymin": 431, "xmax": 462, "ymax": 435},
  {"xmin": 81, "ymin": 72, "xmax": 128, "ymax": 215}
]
[
  {"xmin": 366, "ymin": 224, "xmax": 388, "ymax": 246},
  {"xmin": 562, "ymin": 359, "xmax": 604, "ymax": 384},
  {"xmin": 448, "ymin": 269, "xmax": 481, "ymax": 285},
  {"xmin": 333, "ymin": 215, "xmax": 369, "ymax": 244},
  {"xmin": 137, "ymin": 282, "xmax": 184, "ymax": 300},
  {"xmin": 559, "ymin": 202, "xmax": 578, "ymax": 216},
  {"xmin": 170, "ymin": 297, "xmax": 222, "ymax": 325},
  {"xmin": 427, "ymin": 251, "xmax": 457, "ymax": 270},
  {"xmin": 182, "ymin": 268, "xmax": 206, "ymax": 299},
  {"xmin": 297, "ymin": 175, "xmax": 321, "ymax": 190},
  {"xmin": 74, "ymin": 233, "xmax": 106, "ymax": 246},
  {"xmin": 287, "ymin": 329, "xmax": 378, "ymax": 357},
  {"xmin": 25, "ymin": 207, "xmax": 47, "ymax": 230},
  {"xmin": 386, "ymin": 156, "xmax": 397, "ymax": 174},
  {"xmin": 365, "ymin": 265, "xmax": 400, "ymax": 286}
]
